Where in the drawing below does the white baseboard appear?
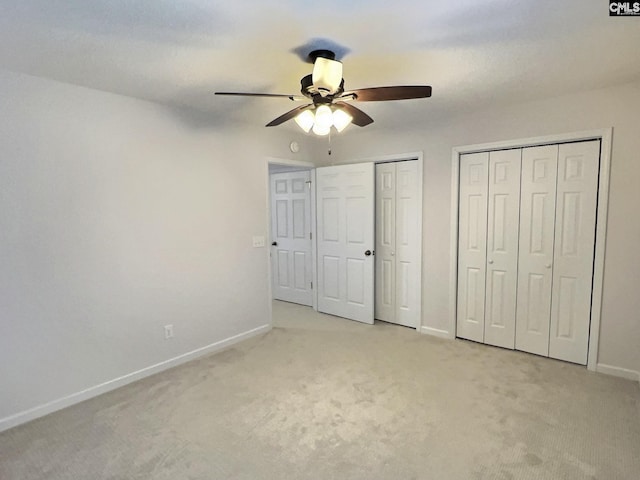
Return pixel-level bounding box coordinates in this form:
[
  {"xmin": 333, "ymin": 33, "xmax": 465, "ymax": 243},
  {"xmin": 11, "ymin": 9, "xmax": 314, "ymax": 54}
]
[
  {"xmin": 420, "ymin": 326, "xmax": 453, "ymax": 339},
  {"xmin": 0, "ymin": 324, "xmax": 271, "ymax": 433},
  {"xmin": 596, "ymin": 363, "xmax": 640, "ymax": 383}
]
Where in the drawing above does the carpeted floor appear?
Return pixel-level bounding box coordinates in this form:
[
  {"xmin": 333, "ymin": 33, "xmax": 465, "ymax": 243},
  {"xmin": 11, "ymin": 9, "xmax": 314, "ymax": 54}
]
[{"xmin": 1, "ymin": 300, "xmax": 639, "ymax": 479}]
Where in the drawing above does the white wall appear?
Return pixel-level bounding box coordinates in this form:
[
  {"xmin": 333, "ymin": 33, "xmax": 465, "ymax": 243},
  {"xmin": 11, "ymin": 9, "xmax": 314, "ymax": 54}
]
[
  {"xmin": 2, "ymin": 70, "xmax": 637, "ymax": 432},
  {"xmin": 319, "ymin": 81, "xmax": 640, "ymax": 378},
  {"xmin": 0, "ymin": 70, "xmax": 309, "ymax": 430}
]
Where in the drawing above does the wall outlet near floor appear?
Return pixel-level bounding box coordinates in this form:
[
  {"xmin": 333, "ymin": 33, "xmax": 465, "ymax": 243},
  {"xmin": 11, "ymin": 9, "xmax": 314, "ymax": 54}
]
[{"xmin": 164, "ymin": 324, "xmax": 174, "ymax": 339}]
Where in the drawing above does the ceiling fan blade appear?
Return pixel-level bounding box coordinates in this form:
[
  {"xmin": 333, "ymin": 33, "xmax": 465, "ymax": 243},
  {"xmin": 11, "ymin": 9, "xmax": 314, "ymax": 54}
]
[
  {"xmin": 334, "ymin": 102, "xmax": 374, "ymax": 127},
  {"xmin": 266, "ymin": 104, "xmax": 313, "ymax": 127},
  {"xmin": 215, "ymin": 92, "xmax": 304, "ymax": 101},
  {"xmin": 346, "ymin": 86, "xmax": 432, "ymax": 102}
]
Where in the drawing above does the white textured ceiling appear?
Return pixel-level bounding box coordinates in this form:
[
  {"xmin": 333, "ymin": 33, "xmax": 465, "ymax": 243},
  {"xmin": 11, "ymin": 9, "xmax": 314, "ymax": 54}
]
[{"xmin": 1, "ymin": 1, "xmax": 639, "ymax": 131}]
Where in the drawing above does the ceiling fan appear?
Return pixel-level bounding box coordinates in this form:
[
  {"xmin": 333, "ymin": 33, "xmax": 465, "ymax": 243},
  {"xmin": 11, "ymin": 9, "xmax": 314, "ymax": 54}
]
[{"xmin": 215, "ymin": 50, "xmax": 432, "ymax": 135}]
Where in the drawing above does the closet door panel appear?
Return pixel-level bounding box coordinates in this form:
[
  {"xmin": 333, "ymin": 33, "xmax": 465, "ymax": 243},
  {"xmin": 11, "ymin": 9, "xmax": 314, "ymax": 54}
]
[
  {"xmin": 484, "ymin": 149, "xmax": 521, "ymax": 349},
  {"xmin": 549, "ymin": 141, "xmax": 600, "ymax": 365},
  {"xmin": 395, "ymin": 160, "xmax": 420, "ymax": 328},
  {"xmin": 515, "ymin": 145, "xmax": 558, "ymax": 356},
  {"xmin": 375, "ymin": 163, "xmax": 396, "ymax": 323},
  {"xmin": 457, "ymin": 153, "xmax": 489, "ymax": 343}
]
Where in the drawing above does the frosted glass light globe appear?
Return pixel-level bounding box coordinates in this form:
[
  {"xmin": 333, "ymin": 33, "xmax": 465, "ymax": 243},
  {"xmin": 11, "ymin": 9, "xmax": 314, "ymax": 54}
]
[
  {"xmin": 312, "ymin": 57, "xmax": 343, "ymax": 96},
  {"xmin": 312, "ymin": 122, "xmax": 331, "ymax": 136},
  {"xmin": 314, "ymin": 105, "xmax": 333, "ymax": 130},
  {"xmin": 332, "ymin": 108, "xmax": 353, "ymax": 132},
  {"xmin": 294, "ymin": 109, "xmax": 314, "ymax": 133}
]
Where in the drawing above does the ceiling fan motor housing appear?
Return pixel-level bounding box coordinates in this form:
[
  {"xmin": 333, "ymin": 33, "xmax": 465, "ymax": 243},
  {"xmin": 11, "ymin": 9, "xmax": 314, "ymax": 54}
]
[
  {"xmin": 300, "ymin": 74, "xmax": 344, "ymax": 103},
  {"xmin": 308, "ymin": 49, "xmax": 336, "ymax": 62}
]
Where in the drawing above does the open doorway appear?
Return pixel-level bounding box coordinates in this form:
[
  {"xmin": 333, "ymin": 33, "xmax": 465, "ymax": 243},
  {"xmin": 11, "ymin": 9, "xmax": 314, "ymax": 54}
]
[
  {"xmin": 267, "ymin": 158, "xmax": 316, "ymax": 312},
  {"xmin": 313, "ymin": 157, "xmax": 423, "ymax": 329},
  {"xmin": 267, "ymin": 153, "xmax": 423, "ymax": 331}
]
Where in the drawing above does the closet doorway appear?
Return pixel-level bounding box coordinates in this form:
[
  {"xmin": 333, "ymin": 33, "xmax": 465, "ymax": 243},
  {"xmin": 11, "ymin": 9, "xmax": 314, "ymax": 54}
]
[{"xmin": 450, "ymin": 130, "xmax": 612, "ymax": 370}]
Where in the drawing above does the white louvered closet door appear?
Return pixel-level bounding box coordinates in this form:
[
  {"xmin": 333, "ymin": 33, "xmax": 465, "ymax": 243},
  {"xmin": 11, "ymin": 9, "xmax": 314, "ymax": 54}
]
[
  {"xmin": 515, "ymin": 145, "xmax": 559, "ymax": 357},
  {"xmin": 484, "ymin": 149, "xmax": 522, "ymax": 349},
  {"xmin": 549, "ymin": 141, "xmax": 600, "ymax": 365},
  {"xmin": 456, "ymin": 152, "xmax": 489, "ymax": 343}
]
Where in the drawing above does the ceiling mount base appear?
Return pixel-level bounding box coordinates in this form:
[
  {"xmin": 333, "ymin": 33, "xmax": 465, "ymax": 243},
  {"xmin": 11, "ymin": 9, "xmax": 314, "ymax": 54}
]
[{"xmin": 308, "ymin": 49, "xmax": 336, "ymax": 62}]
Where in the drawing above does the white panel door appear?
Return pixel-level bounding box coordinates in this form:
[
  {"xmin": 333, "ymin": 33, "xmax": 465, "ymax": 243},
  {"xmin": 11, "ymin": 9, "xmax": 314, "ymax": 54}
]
[
  {"xmin": 484, "ymin": 149, "xmax": 521, "ymax": 349},
  {"xmin": 515, "ymin": 145, "xmax": 558, "ymax": 356},
  {"xmin": 375, "ymin": 162, "xmax": 396, "ymax": 323},
  {"xmin": 317, "ymin": 163, "xmax": 375, "ymax": 324},
  {"xmin": 457, "ymin": 152, "xmax": 489, "ymax": 343},
  {"xmin": 394, "ymin": 160, "xmax": 421, "ymax": 328},
  {"xmin": 375, "ymin": 160, "xmax": 421, "ymax": 328},
  {"xmin": 549, "ymin": 141, "xmax": 600, "ymax": 365},
  {"xmin": 270, "ymin": 171, "xmax": 313, "ymax": 306}
]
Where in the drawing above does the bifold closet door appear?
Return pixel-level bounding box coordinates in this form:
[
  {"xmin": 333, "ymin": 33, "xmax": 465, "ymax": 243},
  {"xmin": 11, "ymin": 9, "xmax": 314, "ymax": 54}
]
[
  {"xmin": 376, "ymin": 163, "xmax": 396, "ymax": 323},
  {"xmin": 515, "ymin": 145, "xmax": 559, "ymax": 356},
  {"xmin": 457, "ymin": 140, "xmax": 599, "ymax": 363},
  {"xmin": 549, "ymin": 140, "xmax": 600, "ymax": 365},
  {"xmin": 375, "ymin": 161, "xmax": 420, "ymax": 328},
  {"xmin": 484, "ymin": 149, "xmax": 521, "ymax": 349},
  {"xmin": 457, "ymin": 152, "xmax": 489, "ymax": 343},
  {"xmin": 457, "ymin": 149, "xmax": 521, "ymax": 347}
]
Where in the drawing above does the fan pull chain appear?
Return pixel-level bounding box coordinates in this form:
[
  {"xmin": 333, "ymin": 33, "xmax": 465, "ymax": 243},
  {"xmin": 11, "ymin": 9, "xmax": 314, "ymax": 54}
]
[{"xmin": 328, "ymin": 130, "xmax": 332, "ymax": 156}]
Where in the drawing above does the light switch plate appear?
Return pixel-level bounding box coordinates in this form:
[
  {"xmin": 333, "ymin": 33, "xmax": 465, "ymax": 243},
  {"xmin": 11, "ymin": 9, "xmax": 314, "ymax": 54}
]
[{"xmin": 252, "ymin": 236, "xmax": 265, "ymax": 248}]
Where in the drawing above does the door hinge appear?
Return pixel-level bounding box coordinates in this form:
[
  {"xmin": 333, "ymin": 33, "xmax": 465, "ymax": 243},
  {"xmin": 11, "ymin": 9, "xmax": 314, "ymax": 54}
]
[
  {"xmin": 310, "ymin": 281, "xmax": 313, "ymax": 290},
  {"xmin": 310, "ymin": 232, "xmax": 312, "ymax": 240},
  {"xmin": 306, "ymin": 180, "xmax": 312, "ymax": 190}
]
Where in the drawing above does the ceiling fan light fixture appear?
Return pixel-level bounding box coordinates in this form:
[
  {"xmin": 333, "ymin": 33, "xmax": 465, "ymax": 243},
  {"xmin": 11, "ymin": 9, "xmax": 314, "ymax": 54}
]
[
  {"xmin": 312, "ymin": 57, "xmax": 343, "ymax": 96},
  {"xmin": 294, "ymin": 109, "xmax": 314, "ymax": 133},
  {"xmin": 314, "ymin": 105, "xmax": 334, "ymax": 130},
  {"xmin": 312, "ymin": 122, "xmax": 331, "ymax": 136},
  {"xmin": 332, "ymin": 108, "xmax": 353, "ymax": 132}
]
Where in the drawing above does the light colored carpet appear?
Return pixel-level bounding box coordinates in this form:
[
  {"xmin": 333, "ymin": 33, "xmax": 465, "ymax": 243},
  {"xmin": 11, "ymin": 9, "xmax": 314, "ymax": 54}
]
[{"xmin": 1, "ymin": 300, "xmax": 639, "ymax": 479}]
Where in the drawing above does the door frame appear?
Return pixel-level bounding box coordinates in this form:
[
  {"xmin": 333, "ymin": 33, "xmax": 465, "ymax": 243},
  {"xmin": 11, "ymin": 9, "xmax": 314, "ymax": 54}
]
[
  {"xmin": 326, "ymin": 152, "xmax": 424, "ymax": 331},
  {"xmin": 265, "ymin": 157, "xmax": 317, "ymax": 324},
  {"xmin": 448, "ymin": 129, "xmax": 613, "ymax": 371}
]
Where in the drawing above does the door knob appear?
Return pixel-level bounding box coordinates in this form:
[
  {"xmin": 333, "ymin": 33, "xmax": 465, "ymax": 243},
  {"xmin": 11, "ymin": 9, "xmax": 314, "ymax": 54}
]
[
  {"xmin": 271, "ymin": 241, "xmax": 278, "ymax": 246},
  {"xmin": 545, "ymin": 263, "xmax": 552, "ymax": 269},
  {"xmin": 488, "ymin": 259, "xmax": 494, "ymax": 264},
  {"xmin": 365, "ymin": 250, "xmax": 372, "ymax": 257},
  {"xmin": 391, "ymin": 251, "xmax": 395, "ymax": 256}
]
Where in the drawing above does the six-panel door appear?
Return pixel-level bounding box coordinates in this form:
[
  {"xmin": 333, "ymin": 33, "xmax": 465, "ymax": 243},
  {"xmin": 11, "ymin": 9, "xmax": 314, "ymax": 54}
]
[
  {"xmin": 270, "ymin": 171, "xmax": 313, "ymax": 306},
  {"xmin": 316, "ymin": 163, "xmax": 375, "ymax": 324}
]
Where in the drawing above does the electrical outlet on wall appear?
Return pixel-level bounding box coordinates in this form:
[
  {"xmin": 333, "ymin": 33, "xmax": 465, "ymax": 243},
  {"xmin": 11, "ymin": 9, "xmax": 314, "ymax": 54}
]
[{"xmin": 164, "ymin": 324, "xmax": 174, "ymax": 339}]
